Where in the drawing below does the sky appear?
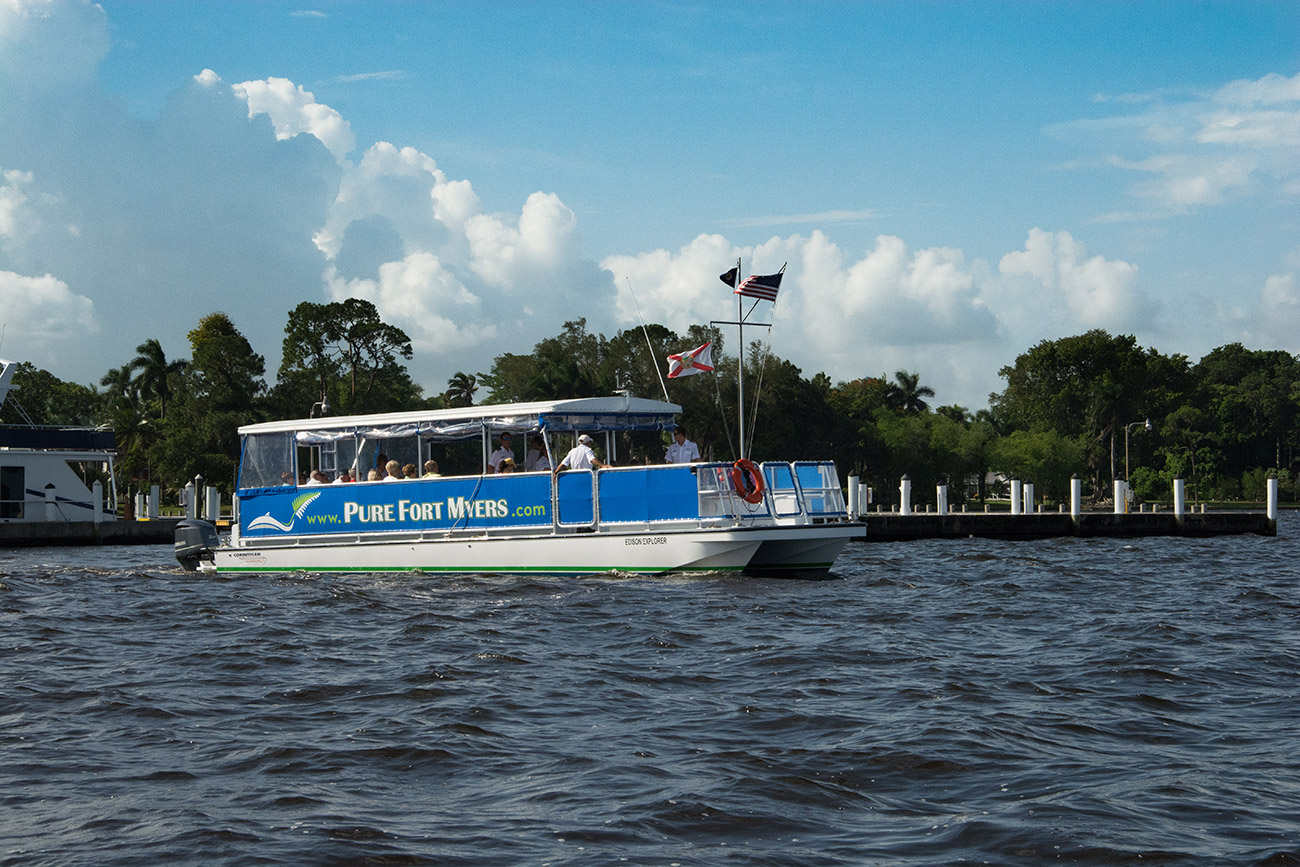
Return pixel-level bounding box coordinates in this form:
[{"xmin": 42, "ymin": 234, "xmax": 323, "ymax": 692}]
[{"xmin": 1, "ymin": 0, "xmax": 1298, "ymax": 412}]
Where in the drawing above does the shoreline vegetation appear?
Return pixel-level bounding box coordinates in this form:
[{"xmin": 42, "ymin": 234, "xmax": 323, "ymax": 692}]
[{"xmin": 3, "ymin": 302, "xmax": 1296, "ymax": 513}]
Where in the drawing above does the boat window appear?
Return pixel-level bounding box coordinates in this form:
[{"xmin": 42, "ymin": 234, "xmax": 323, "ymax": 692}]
[
  {"xmin": 356, "ymin": 435, "xmax": 420, "ymax": 479},
  {"xmin": 239, "ymin": 432, "xmax": 296, "ymax": 489}
]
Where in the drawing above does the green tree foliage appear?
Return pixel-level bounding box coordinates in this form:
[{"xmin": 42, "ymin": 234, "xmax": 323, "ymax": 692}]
[
  {"xmin": 276, "ymin": 298, "xmax": 420, "ymax": 416},
  {"xmin": 989, "ymin": 429, "xmax": 1087, "ymax": 502},
  {"xmin": 444, "ymin": 372, "xmax": 477, "ymax": 407},
  {"xmin": 886, "ymin": 370, "xmax": 936, "ymax": 414},
  {"xmin": 128, "ymin": 339, "xmax": 188, "ymax": 420},
  {"xmin": 0, "ymin": 362, "xmax": 99, "ymax": 426},
  {"xmin": 991, "ymin": 330, "xmax": 1191, "ymax": 491}
]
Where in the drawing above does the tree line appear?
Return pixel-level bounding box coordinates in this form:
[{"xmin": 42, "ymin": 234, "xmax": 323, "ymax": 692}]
[{"xmin": 3, "ymin": 301, "xmax": 1296, "ymax": 509}]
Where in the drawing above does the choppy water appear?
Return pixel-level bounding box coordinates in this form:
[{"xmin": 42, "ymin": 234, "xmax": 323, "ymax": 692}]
[{"xmin": 2, "ymin": 517, "xmax": 1299, "ymax": 866}]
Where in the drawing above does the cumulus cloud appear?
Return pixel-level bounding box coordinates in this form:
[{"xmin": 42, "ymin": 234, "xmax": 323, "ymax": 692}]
[
  {"xmin": 312, "ymin": 139, "xmax": 614, "ymax": 380},
  {"xmin": 0, "ymin": 270, "xmax": 97, "ymax": 362},
  {"xmin": 233, "ymin": 76, "xmax": 356, "ymax": 160},
  {"xmin": 1252, "ymin": 271, "xmax": 1300, "ymax": 347},
  {"xmin": 998, "ymin": 228, "xmax": 1142, "ymax": 330},
  {"xmin": 602, "ymin": 227, "xmax": 1158, "ymax": 407}
]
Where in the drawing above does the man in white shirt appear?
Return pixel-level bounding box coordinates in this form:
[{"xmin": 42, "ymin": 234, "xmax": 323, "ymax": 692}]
[
  {"xmin": 553, "ymin": 434, "xmax": 608, "ymax": 474},
  {"xmin": 665, "ymin": 426, "xmax": 701, "ymax": 464},
  {"xmin": 488, "ymin": 433, "xmax": 514, "ymax": 473}
]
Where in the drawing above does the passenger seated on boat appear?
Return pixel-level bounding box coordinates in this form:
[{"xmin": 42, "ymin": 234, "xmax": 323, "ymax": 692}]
[
  {"xmin": 498, "ymin": 458, "xmax": 516, "ymax": 474},
  {"xmin": 383, "ymin": 460, "xmax": 404, "ymax": 481},
  {"xmin": 281, "ymin": 471, "xmax": 295, "ymax": 486},
  {"xmin": 304, "ymin": 470, "xmax": 328, "ymax": 486},
  {"xmin": 333, "ymin": 469, "xmax": 354, "ymax": 484},
  {"xmin": 421, "ymin": 460, "xmax": 441, "ymax": 478},
  {"xmin": 524, "ymin": 436, "xmax": 550, "ymax": 472},
  {"xmin": 402, "ymin": 463, "xmax": 419, "ymax": 479},
  {"xmin": 553, "ymin": 434, "xmax": 608, "ymax": 475},
  {"xmin": 367, "ymin": 469, "xmax": 382, "ymax": 481},
  {"xmin": 488, "ymin": 433, "xmax": 515, "ymax": 473}
]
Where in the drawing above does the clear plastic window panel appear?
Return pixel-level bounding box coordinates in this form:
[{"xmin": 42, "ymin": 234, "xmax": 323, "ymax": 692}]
[
  {"xmin": 761, "ymin": 462, "xmax": 804, "ymax": 517},
  {"xmin": 239, "ymin": 432, "xmax": 296, "ymax": 489},
  {"xmin": 694, "ymin": 463, "xmax": 770, "ymax": 519},
  {"xmin": 794, "ymin": 462, "xmax": 847, "ymax": 517}
]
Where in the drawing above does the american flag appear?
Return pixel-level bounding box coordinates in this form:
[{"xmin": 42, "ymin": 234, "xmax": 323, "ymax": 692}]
[{"xmin": 734, "ymin": 271, "xmax": 782, "ymax": 302}]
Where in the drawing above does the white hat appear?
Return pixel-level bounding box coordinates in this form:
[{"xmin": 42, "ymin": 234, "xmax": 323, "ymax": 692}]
[{"xmin": 578, "ymin": 434, "xmax": 593, "ymax": 444}]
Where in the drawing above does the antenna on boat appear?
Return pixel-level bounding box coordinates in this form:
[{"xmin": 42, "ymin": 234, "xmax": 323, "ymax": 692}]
[{"xmin": 625, "ymin": 278, "xmax": 671, "ymax": 403}]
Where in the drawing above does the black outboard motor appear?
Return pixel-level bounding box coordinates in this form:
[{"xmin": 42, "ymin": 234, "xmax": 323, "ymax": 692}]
[{"xmin": 175, "ymin": 519, "xmax": 219, "ymax": 571}]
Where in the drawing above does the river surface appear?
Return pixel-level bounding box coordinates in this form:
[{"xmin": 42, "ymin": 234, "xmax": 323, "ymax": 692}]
[{"xmin": 2, "ymin": 517, "xmax": 1298, "ymax": 865}]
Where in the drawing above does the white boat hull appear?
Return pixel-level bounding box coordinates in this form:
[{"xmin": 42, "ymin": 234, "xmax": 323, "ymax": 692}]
[{"xmin": 199, "ymin": 522, "xmax": 862, "ymax": 577}]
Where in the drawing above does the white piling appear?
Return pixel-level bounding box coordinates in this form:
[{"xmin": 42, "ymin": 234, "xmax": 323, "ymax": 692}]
[
  {"xmin": 1023, "ymin": 482, "xmax": 1035, "ymax": 515},
  {"xmin": 1010, "ymin": 479, "xmax": 1022, "ymax": 515},
  {"xmin": 149, "ymin": 484, "xmax": 160, "ymax": 519},
  {"xmin": 206, "ymin": 486, "xmax": 221, "ymax": 523},
  {"xmin": 185, "ymin": 481, "xmax": 197, "ymax": 520},
  {"xmin": 899, "ymin": 475, "xmax": 912, "ymax": 516},
  {"xmin": 848, "ymin": 475, "xmax": 860, "ymax": 519},
  {"xmin": 92, "ymin": 480, "xmax": 103, "ymax": 525},
  {"xmin": 1113, "ymin": 479, "xmax": 1127, "ymax": 514},
  {"xmin": 936, "ymin": 484, "xmax": 949, "ymax": 516},
  {"xmin": 1173, "ymin": 478, "xmax": 1185, "ymax": 520},
  {"xmin": 1267, "ymin": 476, "xmax": 1278, "ymax": 522},
  {"xmin": 1070, "ymin": 475, "xmax": 1082, "ymax": 520},
  {"xmin": 44, "ymin": 484, "xmax": 57, "ymax": 521}
]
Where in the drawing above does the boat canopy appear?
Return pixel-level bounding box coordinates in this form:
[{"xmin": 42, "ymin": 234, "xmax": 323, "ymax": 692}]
[{"xmin": 239, "ymin": 396, "xmax": 683, "ymax": 444}]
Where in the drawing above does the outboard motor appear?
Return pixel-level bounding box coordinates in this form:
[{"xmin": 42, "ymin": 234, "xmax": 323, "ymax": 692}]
[{"xmin": 175, "ymin": 519, "xmax": 219, "ymax": 571}]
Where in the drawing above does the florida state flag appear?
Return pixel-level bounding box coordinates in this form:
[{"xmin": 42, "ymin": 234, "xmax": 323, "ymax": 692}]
[{"xmin": 666, "ymin": 342, "xmax": 714, "ymax": 379}]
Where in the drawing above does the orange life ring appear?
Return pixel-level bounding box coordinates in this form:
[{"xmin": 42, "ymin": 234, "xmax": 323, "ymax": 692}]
[{"xmin": 730, "ymin": 459, "xmax": 765, "ymax": 505}]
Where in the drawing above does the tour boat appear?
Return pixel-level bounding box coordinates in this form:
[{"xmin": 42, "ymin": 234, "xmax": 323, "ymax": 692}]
[
  {"xmin": 0, "ymin": 358, "xmax": 118, "ymax": 527},
  {"xmin": 174, "ymin": 395, "xmax": 862, "ymax": 577}
]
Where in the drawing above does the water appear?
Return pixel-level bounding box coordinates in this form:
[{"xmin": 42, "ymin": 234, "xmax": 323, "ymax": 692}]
[{"xmin": 2, "ymin": 518, "xmax": 1299, "ymax": 866}]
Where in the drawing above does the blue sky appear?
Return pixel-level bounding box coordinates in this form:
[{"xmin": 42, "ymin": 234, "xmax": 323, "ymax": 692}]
[{"xmin": 1, "ymin": 1, "xmax": 1298, "ymax": 411}]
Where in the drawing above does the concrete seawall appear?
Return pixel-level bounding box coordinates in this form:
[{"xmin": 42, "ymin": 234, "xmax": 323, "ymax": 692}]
[
  {"xmin": 858, "ymin": 511, "xmax": 1274, "ymax": 542},
  {"xmin": 0, "ymin": 519, "xmax": 180, "ymax": 547}
]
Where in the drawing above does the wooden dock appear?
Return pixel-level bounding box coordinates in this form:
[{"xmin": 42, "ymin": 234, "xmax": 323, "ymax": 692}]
[
  {"xmin": 0, "ymin": 519, "xmax": 181, "ymax": 547},
  {"xmin": 858, "ymin": 510, "xmax": 1275, "ymax": 542}
]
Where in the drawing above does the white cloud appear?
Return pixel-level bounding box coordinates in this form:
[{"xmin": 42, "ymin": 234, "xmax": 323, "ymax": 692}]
[
  {"xmin": 998, "ymin": 228, "xmax": 1142, "ymax": 330},
  {"xmin": 324, "ymin": 255, "xmax": 495, "ymax": 354},
  {"xmin": 0, "ymin": 270, "xmax": 97, "ymax": 360},
  {"xmin": 1253, "ymin": 271, "xmax": 1300, "ymax": 347},
  {"xmin": 0, "ymin": 169, "xmax": 36, "ymax": 243},
  {"xmin": 0, "ymin": 0, "xmax": 108, "ymax": 89},
  {"xmin": 1067, "ymin": 70, "xmax": 1300, "ymax": 217},
  {"xmin": 233, "ymin": 76, "xmax": 356, "ymax": 160}
]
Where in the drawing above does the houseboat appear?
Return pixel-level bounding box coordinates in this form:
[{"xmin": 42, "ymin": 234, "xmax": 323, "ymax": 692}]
[
  {"xmin": 0, "ymin": 358, "xmax": 118, "ymax": 527},
  {"xmin": 174, "ymin": 395, "xmax": 863, "ymax": 577}
]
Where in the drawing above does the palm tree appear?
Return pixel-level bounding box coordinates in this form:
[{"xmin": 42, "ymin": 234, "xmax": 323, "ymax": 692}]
[
  {"xmin": 444, "ymin": 372, "xmax": 478, "ymax": 407},
  {"xmin": 128, "ymin": 339, "xmax": 187, "ymax": 419},
  {"xmin": 888, "ymin": 370, "xmax": 935, "ymax": 414}
]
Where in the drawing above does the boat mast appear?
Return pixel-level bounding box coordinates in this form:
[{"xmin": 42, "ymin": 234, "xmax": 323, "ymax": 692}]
[
  {"xmin": 736, "ymin": 262, "xmax": 745, "ymax": 460},
  {"xmin": 711, "ymin": 259, "xmax": 770, "ymax": 462}
]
